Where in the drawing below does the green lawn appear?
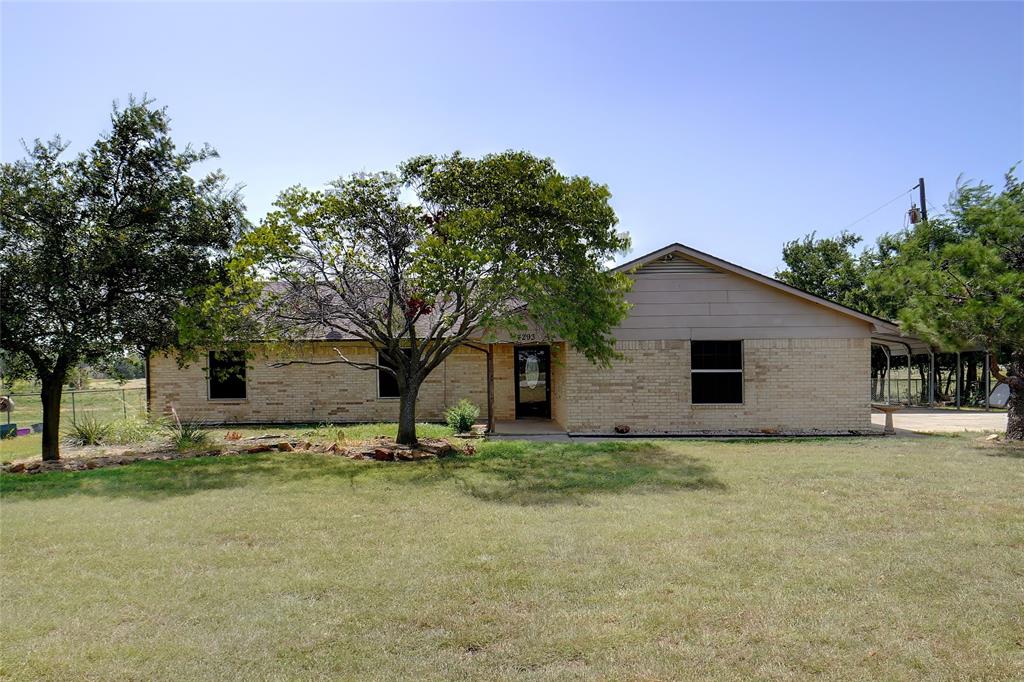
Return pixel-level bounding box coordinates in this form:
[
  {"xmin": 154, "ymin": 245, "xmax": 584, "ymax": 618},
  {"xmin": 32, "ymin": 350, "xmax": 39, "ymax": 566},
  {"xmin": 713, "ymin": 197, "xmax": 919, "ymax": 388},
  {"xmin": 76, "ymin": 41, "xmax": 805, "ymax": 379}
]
[
  {"xmin": 1, "ymin": 379, "xmax": 147, "ymax": 460},
  {"xmin": 2, "ymin": 435, "xmax": 1022, "ymax": 680}
]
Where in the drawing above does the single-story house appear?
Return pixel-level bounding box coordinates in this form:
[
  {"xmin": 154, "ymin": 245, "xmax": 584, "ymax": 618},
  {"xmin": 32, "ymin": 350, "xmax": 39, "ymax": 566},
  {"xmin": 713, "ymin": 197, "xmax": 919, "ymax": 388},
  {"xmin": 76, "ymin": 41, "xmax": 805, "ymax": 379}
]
[{"xmin": 147, "ymin": 242, "xmax": 905, "ymax": 435}]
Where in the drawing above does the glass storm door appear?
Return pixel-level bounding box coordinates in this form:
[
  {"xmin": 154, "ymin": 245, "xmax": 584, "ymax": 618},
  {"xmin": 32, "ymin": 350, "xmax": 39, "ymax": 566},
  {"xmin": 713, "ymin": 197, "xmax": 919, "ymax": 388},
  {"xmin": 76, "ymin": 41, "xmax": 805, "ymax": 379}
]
[{"xmin": 515, "ymin": 346, "xmax": 551, "ymax": 419}]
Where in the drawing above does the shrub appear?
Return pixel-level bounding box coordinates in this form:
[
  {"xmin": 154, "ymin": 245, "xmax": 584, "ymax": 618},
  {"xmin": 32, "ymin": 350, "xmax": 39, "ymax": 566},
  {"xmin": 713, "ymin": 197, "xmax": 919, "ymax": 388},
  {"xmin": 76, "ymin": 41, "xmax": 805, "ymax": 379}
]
[
  {"xmin": 445, "ymin": 400, "xmax": 480, "ymax": 434},
  {"xmin": 65, "ymin": 415, "xmax": 112, "ymax": 446},
  {"xmin": 165, "ymin": 409, "xmax": 210, "ymax": 451},
  {"xmin": 165, "ymin": 420, "xmax": 210, "ymax": 451},
  {"xmin": 108, "ymin": 417, "xmax": 161, "ymax": 445}
]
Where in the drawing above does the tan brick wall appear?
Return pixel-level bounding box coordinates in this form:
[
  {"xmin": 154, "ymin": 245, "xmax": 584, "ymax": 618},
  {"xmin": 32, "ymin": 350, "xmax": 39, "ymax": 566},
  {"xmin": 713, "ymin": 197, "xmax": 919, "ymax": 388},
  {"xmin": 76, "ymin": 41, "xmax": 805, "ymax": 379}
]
[
  {"xmin": 492, "ymin": 344, "xmax": 516, "ymax": 421},
  {"xmin": 550, "ymin": 343, "xmax": 568, "ymax": 429},
  {"xmin": 149, "ymin": 342, "xmax": 508, "ymax": 425},
  {"xmin": 150, "ymin": 338, "xmax": 870, "ymax": 433},
  {"xmin": 562, "ymin": 338, "xmax": 871, "ymax": 433}
]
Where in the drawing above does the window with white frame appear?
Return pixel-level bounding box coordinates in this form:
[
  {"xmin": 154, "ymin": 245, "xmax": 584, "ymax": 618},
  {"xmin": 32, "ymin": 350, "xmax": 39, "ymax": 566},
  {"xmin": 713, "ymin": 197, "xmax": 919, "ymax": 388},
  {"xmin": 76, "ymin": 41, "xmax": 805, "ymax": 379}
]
[{"xmin": 691, "ymin": 340, "xmax": 742, "ymax": 404}]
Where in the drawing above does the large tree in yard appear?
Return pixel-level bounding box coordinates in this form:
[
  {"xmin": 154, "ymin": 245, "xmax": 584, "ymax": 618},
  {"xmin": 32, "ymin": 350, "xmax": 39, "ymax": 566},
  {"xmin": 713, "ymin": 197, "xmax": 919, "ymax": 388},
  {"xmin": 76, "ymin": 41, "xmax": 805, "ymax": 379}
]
[
  {"xmin": 775, "ymin": 230, "xmax": 870, "ymax": 310},
  {"xmin": 0, "ymin": 98, "xmax": 247, "ymax": 460},
  {"xmin": 873, "ymin": 170, "xmax": 1024, "ymax": 439},
  {"xmin": 215, "ymin": 151, "xmax": 631, "ymax": 445}
]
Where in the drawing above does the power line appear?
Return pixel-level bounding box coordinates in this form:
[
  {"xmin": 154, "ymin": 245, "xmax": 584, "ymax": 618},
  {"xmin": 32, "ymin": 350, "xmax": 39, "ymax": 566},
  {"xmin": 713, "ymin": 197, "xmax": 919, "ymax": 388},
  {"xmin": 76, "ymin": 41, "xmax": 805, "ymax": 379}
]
[{"xmin": 836, "ymin": 187, "xmax": 915, "ymax": 234}]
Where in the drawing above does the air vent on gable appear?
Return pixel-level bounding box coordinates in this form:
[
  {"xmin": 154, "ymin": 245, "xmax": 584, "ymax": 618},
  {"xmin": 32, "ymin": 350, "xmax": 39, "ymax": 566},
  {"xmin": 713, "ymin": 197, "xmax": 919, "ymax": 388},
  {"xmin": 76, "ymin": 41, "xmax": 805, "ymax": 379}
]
[{"xmin": 638, "ymin": 254, "xmax": 718, "ymax": 275}]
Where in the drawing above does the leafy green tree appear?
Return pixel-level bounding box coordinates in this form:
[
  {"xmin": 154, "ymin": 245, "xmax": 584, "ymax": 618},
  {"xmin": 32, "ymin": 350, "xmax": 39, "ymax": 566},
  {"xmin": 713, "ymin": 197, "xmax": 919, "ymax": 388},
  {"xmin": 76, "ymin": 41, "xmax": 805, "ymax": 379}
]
[
  {"xmin": 0, "ymin": 98, "xmax": 247, "ymax": 460},
  {"xmin": 205, "ymin": 151, "xmax": 631, "ymax": 445},
  {"xmin": 775, "ymin": 230, "xmax": 869, "ymax": 310},
  {"xmin": 874, "ymin": 170, "xmax": 1024, "ymax": 439}
]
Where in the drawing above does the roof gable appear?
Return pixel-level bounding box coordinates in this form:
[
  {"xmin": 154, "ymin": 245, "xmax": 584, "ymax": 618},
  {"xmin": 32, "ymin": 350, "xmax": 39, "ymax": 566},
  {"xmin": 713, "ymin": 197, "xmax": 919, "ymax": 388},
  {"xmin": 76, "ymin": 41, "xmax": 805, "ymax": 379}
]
[{"xmin": 616, "ymin": 243, "xmax": 898, "ymax": 333}]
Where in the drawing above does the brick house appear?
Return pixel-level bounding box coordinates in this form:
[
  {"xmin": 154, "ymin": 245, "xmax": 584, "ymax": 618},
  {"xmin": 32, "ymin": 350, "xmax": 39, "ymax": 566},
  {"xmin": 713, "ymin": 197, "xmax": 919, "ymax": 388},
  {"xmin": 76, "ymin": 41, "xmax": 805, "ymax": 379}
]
[{"xmin": 147, "ymin": 243, "xmax": 902, "ymax": 435}]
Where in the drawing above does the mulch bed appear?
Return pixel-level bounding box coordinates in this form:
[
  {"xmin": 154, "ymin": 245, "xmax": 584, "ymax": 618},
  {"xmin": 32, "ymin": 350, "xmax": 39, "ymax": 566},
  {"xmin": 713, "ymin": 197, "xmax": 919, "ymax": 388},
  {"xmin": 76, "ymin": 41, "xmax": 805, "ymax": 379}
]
[{"xmin": 1, "ymin": 436, "xmax": 473, "ymax": 475}]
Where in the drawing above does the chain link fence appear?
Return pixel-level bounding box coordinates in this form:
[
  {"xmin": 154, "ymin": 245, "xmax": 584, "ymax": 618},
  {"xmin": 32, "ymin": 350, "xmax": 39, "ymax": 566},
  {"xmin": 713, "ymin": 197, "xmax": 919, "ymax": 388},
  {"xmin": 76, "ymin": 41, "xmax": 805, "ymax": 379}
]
[{"xmin": 1, "ymin": 387, "xmax": 146, "ymax": 430}]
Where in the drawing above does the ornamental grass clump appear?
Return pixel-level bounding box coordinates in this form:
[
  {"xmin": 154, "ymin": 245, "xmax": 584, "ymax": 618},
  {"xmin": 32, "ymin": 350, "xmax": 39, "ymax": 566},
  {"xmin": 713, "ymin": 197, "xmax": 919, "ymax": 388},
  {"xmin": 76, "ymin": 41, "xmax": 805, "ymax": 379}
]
[
  {"xmin": 165, "ymin": 408, "xmax": 210, "ymax": 451},
  {"xmin": 64, "ymin": 415, "xmax": 112, "ymax": 446},
  {"xmin": 108, "ymin": 416, "xmax": 161, "ymax": 445}
]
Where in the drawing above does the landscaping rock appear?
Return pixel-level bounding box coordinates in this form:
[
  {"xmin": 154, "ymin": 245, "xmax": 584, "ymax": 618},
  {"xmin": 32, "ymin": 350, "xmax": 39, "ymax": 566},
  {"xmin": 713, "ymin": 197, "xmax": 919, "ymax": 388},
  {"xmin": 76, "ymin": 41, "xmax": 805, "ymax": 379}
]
[
  {"xmin": 418, "ymin": 439, "xmax": 455, "ymax": 457},
  {"xmin": 373, "ymin": 448, "xmax": 395, "ymax": 461},
  {"xmin": 276, "ymin": 442, "xmax": 294, "ymax": 452},
  {"xmin": 614, "ymin": 424, "xmax": 631, "ymax": 434},
  {"xmin": 246, "ymin": 445, "xmax": 273, "ymax": 454}
]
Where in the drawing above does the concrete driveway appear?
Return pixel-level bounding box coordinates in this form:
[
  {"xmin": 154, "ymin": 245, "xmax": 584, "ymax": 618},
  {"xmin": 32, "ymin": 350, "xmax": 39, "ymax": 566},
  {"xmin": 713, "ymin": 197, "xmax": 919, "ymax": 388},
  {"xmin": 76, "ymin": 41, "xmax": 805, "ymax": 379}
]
[{"xmin": 871, "ymin": 407, "xmax": 1007, "ymax": 434}]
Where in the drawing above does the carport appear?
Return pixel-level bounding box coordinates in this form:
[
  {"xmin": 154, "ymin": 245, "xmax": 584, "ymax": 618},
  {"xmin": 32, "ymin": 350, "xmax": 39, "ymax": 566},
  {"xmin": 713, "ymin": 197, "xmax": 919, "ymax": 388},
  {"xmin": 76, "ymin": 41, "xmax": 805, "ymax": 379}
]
[{"xmin": 870, "ymin": 324, "xmax": 996, "ymax": 410}]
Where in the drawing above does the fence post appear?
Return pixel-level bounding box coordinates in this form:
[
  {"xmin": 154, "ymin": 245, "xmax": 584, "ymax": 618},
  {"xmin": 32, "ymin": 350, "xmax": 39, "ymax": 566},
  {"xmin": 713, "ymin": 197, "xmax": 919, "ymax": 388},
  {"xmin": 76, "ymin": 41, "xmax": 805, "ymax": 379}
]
[
  {"xmin": 122, "ymin": 389, "xmax": 127, "ymax": 418},
  {"xmin": 71, "ymin": 391, "xmax": 76, "ymax": 424},
  {"xmin": 983, "ymin": 351, "xmax": 990, "ymax": 411},
  {"xmin": 955, "ymin": 351, "xmax": 962, "ymax": 410}
]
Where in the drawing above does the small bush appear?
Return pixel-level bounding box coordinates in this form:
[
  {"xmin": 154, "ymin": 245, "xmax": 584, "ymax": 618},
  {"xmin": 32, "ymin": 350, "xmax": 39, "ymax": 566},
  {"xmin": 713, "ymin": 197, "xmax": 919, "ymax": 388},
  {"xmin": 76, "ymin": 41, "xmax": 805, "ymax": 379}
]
[
  {"xmin": 445, "ymin": 400, "xmax": 480, "ymax": 434},
  {"xmin": 65, "ymin": 415, "xmax": 112, "ymax": 446},
  {"xmin": 164, "ymin": 411, "xmax": 210, "ymax": 451},
  {"xmin": 108, "ymin": 417, "xmax": 161, "ymax": 445}
]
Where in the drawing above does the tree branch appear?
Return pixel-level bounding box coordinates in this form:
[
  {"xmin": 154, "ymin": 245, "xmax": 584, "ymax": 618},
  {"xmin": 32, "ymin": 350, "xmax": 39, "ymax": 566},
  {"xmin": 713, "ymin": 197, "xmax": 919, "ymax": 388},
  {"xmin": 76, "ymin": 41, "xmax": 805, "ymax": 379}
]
[
  {"xmin": 989, "ymin": 353, "xmax": 1024, "ymax": 391},
  {"xmin": 267, "ymin": 346, "xmax": 393, "ymax": 375}
]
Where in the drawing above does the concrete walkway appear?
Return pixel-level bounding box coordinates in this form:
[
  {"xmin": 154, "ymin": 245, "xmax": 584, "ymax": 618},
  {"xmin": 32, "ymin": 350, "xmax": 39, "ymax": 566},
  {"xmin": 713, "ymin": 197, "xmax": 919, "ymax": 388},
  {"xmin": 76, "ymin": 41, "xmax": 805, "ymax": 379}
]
[
  {"xmin": 487, "ymin": 409, "xmax": 1006, "ymax": 440},
  {"xmin": 871, "ymin": 407, "xmax": 1007, "ymax": 434}
]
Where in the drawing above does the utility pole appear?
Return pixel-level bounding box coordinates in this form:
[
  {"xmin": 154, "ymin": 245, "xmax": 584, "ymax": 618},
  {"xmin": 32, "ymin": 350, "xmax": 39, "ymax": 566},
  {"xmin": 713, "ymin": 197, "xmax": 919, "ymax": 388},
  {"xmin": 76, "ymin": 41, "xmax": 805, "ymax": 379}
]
[{"xmin": 915, "ymin": 177, "xmax": 927, "ymax": 222}]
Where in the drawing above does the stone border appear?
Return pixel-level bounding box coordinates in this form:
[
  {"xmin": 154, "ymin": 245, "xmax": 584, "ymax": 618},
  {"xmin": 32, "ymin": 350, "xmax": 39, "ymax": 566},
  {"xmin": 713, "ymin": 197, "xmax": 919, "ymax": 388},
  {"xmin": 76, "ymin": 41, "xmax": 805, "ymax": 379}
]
[{"xmin": 1, "ymin": 437, "xmax": 472, "ymax": 475}]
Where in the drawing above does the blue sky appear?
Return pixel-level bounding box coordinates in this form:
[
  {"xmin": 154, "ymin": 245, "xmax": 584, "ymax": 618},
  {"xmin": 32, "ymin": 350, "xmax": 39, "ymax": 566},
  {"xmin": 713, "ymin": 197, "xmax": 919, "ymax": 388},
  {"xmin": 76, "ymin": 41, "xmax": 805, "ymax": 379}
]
[{"xmin": 3, "ymin": 1, "xmax": 1021, "ymax": 275}]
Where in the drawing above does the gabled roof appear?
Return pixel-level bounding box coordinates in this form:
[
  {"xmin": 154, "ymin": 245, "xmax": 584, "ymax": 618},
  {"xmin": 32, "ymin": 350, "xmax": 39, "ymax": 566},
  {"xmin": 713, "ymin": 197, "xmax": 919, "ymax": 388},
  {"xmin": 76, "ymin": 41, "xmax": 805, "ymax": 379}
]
[{"xmin": 614, "ymin": 242, "xmax": 902, "ymax": 334}]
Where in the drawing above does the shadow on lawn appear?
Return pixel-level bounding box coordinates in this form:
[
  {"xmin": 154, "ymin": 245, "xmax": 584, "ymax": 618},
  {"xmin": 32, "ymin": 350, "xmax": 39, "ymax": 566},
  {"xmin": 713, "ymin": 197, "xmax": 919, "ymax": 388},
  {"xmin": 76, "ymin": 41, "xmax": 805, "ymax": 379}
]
[
  {"xmin": 0, "ymin": 441, "xmax": 724, "ymax": 504},
  {"xmin": 431, "ymin": 440, "xmax": 725, "ymax": 504}
]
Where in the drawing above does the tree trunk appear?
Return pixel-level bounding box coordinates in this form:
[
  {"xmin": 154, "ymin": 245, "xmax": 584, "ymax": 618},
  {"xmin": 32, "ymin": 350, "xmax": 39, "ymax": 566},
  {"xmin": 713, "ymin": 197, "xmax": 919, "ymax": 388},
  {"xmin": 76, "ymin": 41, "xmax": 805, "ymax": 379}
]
[
  {"xmin": 1005, "ymin": 355, "xmax": 1024, "ymax": 441},
  {"xmin": 966, "ymin": 353, "xmax": 978, "ymax": 404},
  {"xmin": 1008, "ymin": 387, "xmax": 1024, "ymax": 441},
  {"xmin": 396, "ymin": 380, "xmax": 420, "ymax": 446},
  {"xmin": 40, "ymin": 374, "xmax": 65, "ymax": 461}
]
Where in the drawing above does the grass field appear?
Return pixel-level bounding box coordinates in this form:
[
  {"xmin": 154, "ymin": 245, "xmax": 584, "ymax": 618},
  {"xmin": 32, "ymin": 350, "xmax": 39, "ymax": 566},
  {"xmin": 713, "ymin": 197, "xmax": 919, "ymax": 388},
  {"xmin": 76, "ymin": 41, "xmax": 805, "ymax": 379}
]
[
  {"xmin": 2, "ymin": 434, "xmax": 1022, "ymax": 680},
  {"xmin": 1, "ymin": 379, "xmax": 147, "ymax": 460}
]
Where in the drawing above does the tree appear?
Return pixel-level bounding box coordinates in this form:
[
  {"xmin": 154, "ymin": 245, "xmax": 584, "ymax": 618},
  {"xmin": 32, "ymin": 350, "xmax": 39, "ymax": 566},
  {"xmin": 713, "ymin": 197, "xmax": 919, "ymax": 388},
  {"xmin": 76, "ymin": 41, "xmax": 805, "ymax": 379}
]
[
  {"xmin": 0, "ymin": 98, "xmax": 247, "ymax": 460},
  {"xmin": 775, "ymin": 230, "xmax": 868, "ymax": 309},
  {"xmin": 211, "ymin": 151, "xmax": 631, "ymax": 445},
  {"xmin": 874, "ymin": 170, "xmax": 1024, "ymax": 439}
]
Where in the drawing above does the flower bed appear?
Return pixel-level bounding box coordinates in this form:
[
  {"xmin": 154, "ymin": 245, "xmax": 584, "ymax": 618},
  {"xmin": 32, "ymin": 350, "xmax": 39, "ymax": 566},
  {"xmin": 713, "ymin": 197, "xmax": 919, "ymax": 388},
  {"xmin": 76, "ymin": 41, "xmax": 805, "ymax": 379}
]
[{"xmin": 1, "ymin": 435, "xmax": 471, "ymax": 474}]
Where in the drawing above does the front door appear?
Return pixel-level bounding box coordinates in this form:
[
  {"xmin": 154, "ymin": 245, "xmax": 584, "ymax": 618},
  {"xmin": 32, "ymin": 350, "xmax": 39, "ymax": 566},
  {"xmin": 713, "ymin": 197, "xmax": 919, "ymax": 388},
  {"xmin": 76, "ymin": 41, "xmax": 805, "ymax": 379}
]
[{"xmin": 515, "ymin": 345, "xmax": 551, "ymax": 419}]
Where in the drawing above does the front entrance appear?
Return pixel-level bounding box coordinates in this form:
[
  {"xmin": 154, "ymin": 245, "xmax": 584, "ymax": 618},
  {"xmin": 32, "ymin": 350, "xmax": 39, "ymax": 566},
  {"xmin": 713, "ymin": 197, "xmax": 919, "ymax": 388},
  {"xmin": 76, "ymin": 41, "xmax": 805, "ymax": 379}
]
[{"xmin": 514, "ymin": 345, "xmax": 551, "ymax": 419}]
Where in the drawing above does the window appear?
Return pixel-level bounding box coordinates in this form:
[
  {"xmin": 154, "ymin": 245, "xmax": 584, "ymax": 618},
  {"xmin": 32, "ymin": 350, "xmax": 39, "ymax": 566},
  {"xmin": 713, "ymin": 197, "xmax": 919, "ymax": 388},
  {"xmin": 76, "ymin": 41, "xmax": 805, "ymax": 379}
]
[
  {"xmin": 691, "ymin": 340, "xmax": 742, "ymax": 404},
  {"xmin": 208, "ymin": 350, "xmax": 246, "ymax": 400},
  {"xmin": 377, "ymin": 349, "xmax": 411, "ymax": 399}
]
